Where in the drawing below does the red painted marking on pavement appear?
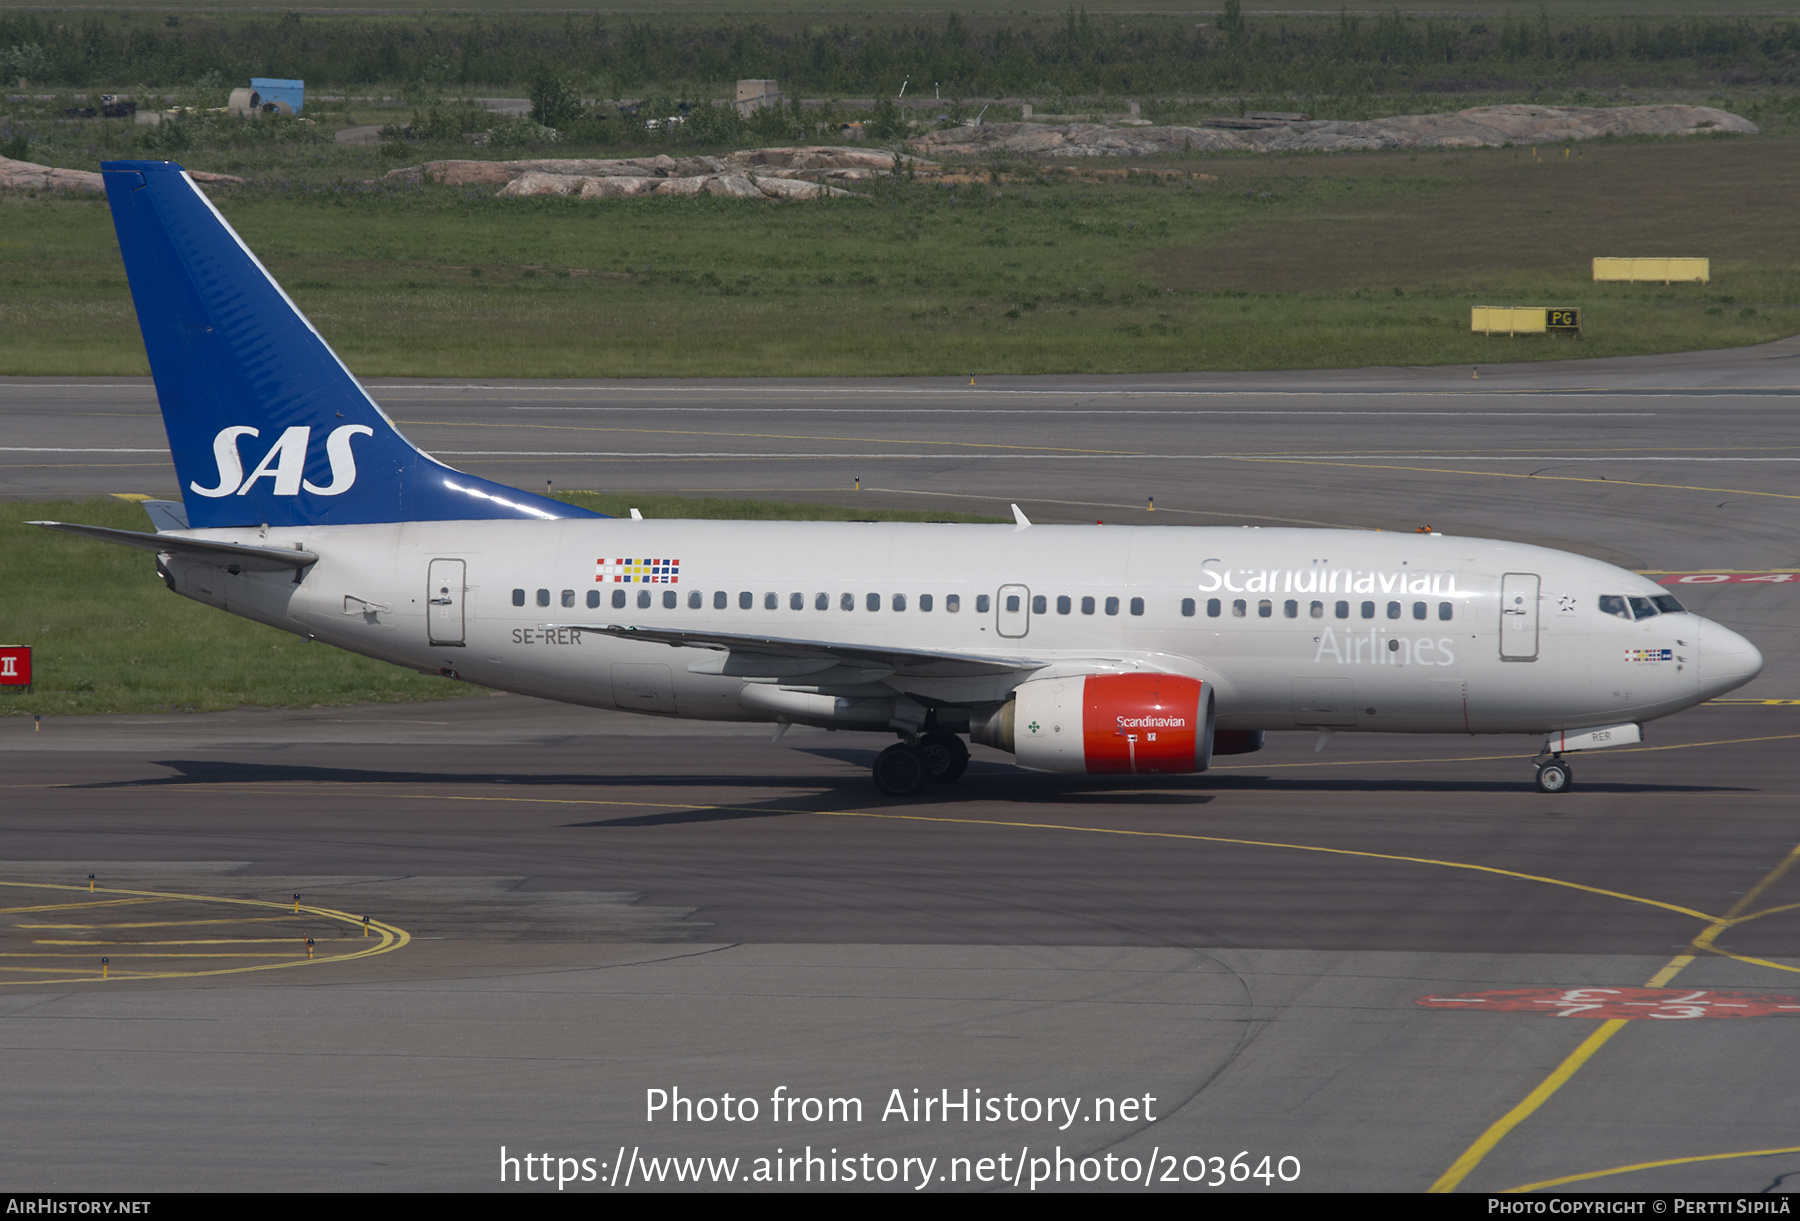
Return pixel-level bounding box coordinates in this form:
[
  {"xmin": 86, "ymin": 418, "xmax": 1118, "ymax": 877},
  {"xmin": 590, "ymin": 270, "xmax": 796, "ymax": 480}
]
[
  {"xmin": 1415, "ymin": 987, "xmax": 1800, "ymax": 1020},
  {"xmin": 1657, "ymin": 572, "xmax": 1800, "ymax": 585}
]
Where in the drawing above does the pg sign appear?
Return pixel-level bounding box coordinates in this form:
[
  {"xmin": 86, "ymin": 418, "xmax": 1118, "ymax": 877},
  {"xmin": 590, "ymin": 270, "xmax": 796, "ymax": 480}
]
[{"xmin": 0, "ymin": 646, "xmax": 30, "ymax": 690}]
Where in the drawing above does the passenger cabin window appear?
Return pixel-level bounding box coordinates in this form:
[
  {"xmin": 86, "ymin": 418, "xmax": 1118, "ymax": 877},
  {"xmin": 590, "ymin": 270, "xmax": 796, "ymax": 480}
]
[
  {"xmin": 1105, "ymin": 597, "xmax": 1120, "ymax": 616},
  {"xmin": 976, "ymin": 595, "xmax": 990, "ymax": 613},
  {"xmin": 1056, "ymin": 596, "xmax": 1072, "ymax": 615},
  {"xmin": 946, "ymin": 595, "xmax": 961, "ymax": 613},
  {"xmin": 920, "ymin": 594, "xmax": 933, "ymax": 612},
  {"xmin": 815, "ymin": 593, "xmax": 829, "ymax": 611},
  {"xmin": 536, "ymin": 589, "xmax": 550, "ymax": 608},
  {"xmin": 587, "ymin": 590, "xmax": 600, "ymax": 609},
  {"xmin": 613, "ymin": 589, "xmax": 627, "ymax": 609},
  {"xmin": 1181, "ymin": 598, "xmax": 1196, "ymax": 617},
  {"xmin": 689, "ymin": 592, "xmax": 702, "ymax": 609},
  {"xmin": 1085, "ymin": 596, "xmax": 1099, "ymax": 616},
  {"xmin": 714, "ymin": 591, "xmax": 728, "ymax": 610},
  {"xmin": 637, "ymin": 590, "xmax": 651, "ymax": 609},
  {"xmin": 1232, "ymin": 599, "xmax": 1246, "ymax": 617},
  {"xmin": 663, "ymin": 591, "xmax": 677, "ymax": 609},
  {"xmin": 841, "ymin": 593, "xmax": 855, "ymax": 611},
  {"xmin": 1310, "ymin": 601, "xmax": 1324, "ymax": 619},
  {"xmin": 739, "ymin": 591, "xmax": 753, "ymax": 610},
  {"xmin": 1005, "ymin": 595, "xmax": 1021, "ymax": 613},
  {"xmin": 1206, "ymin": 598, "xmax": 1221, "ymax": 618},
  {"xmin": 1386, "ymin": 601, "xmax": 1401, "ymax": 620},
  {"xmin": 765, "ymin": 592, "xmax": 778, "ymax": 610},
  {"xmin": 893, "ymin": 594, "xmax": 907, "ymax": 612},
  {"xmin": 1130, "ymin": 597, "xmax": 1144, "ymax": 617},
  {"xmin": 1336, "ymin": 601, "xmax": 1349, "ymax": 619},
  {"xmin": 1412, "ymin": 601, "xmax": 1426, "ymax": 620},
  {"xmin": 1283, "ymin": 599, "xmax": 1298, "ymax": 619},
  {"xmin": 1438, "ymin": 602, "xmax": 1453, "ymax": 621},
  {"xmin": 867, "ymin": 592, "xmax": 881, "ymax": 612},
  {"xmin": 561, "ymin": 590, "xmax": 575, "ymax": 608},
  {"xmin": 1361, "ymin": 601, "xmax": 1375, "ymax": 619},
  {"xmin": 512, "ymin": 589, "xmax": 525, "ymax": 607},
  {"xmin": 1258, "ymin": 599, "xmax": 1272, "ymax": 618},
  {"xmin": 1031, "ymin": 595, "xmax": 1046, "ymax": 614}
]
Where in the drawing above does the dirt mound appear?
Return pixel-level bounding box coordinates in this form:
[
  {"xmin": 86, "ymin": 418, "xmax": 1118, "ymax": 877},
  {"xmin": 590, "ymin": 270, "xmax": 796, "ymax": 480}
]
[{"xmin": 908, "ymin": 105, "xmax": 1757, "ymax": 159}]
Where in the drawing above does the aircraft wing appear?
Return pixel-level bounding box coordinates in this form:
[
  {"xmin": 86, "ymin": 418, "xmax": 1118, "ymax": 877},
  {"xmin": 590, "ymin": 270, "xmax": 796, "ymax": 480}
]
[
  {"xmin": 543, "ymin": 622, "xmax": 1042, "ymax": 679},
  {"xmin": 29, "ymin": 521, "xmax": 318, "ymax": 572}
]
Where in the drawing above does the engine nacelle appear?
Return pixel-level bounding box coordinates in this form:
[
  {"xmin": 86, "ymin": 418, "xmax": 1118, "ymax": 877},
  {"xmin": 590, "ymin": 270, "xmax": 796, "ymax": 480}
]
[{"xmin": 976, "ymin": 673, "xmax": 1214, "ymax": 775}]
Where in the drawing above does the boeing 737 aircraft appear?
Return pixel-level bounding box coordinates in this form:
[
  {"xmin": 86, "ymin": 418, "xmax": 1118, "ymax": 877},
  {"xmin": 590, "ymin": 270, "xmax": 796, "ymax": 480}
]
[{"xmin": 35, "ymin": 161, "xmax": 1764, "ymax": 795}]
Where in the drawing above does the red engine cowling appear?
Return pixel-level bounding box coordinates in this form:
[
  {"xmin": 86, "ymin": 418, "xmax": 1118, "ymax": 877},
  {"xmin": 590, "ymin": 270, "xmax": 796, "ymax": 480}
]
[{"xmin": 1002, "ymin": 673, "xmax": 1214, "ymax": 775}]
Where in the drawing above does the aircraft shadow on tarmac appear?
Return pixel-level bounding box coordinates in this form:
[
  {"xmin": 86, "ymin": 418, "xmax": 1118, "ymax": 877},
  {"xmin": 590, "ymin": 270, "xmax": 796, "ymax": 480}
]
[{"xmin": 71, "ymin": 756, "xmax": 1750, "ymax": 830}]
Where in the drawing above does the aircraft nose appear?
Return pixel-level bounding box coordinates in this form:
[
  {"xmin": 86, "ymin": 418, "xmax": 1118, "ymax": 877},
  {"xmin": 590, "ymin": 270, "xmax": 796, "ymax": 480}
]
[{"xmin": 1698, "ymin": 619, "xmax": 1763, "ymax": 696}]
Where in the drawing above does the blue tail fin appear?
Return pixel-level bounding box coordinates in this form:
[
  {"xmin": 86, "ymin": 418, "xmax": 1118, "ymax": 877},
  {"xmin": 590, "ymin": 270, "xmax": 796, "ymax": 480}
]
[{"xmin": 101, "ymin": 160, "xmax": 598, "ymax": 528}]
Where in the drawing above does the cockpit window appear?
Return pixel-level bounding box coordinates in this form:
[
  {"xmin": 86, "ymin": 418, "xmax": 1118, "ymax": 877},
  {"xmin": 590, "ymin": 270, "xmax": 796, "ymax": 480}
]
[
  {"xmin": 1627, "ymin": 596, "xmax": 1659, "ymax": 620},
  {"xmin": 1598, "ymin": 595, "xmax": 1630, "ymax": 619},
  {"xmin": 1652, "ymin": 595, "xmax": 1685, "ymax": 614}
]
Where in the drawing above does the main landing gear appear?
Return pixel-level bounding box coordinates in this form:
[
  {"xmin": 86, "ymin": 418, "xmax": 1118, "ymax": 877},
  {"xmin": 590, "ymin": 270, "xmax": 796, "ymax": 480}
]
[
  {"xmin": 872, "ymin": 732, "xmax": 970, "ymax": 797},
  {"xmin": 1533, "ymin": 756, "xmax": 1573, "ymax": 794}
]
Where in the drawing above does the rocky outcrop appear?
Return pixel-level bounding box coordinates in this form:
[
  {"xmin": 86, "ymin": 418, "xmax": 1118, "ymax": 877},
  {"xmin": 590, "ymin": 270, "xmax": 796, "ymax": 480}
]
[
  {"xmin": 907, "ymin": 104, "xmax": 1758, "ymax": 159},
  {"xmin": 383, "ymin": 146, "xmax": 931, "ymax": 200},
  {"xmin": 0, "ymin": 157, "xmax": 104, "ymax": 192},
  {"xmin": 0, "ymin": 158, "xmax": 247, "ymax": 192}
]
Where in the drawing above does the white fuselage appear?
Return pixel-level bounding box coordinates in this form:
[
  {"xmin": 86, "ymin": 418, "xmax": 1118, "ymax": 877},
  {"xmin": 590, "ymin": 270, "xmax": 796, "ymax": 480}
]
[{"xmin": 157, "ymin": 519, "xmax": 1762, "ymax": 738}]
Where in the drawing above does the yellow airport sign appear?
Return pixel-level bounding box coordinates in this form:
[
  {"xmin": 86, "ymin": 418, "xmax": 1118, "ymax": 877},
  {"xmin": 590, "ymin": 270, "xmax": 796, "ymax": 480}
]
[
  {"xmin": 1592, "ymin": 257, "xmax": 1709, "ymax": 284},
  {"xmin": 1472, "ymin": 307, "xmax": 1581, "ymax": 337}
]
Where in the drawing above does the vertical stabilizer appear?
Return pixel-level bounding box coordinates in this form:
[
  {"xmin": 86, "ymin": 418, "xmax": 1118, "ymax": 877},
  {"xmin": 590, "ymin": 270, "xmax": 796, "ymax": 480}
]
[{"xmin": 101, "ymin": 160, "xmax": 597, "ymax": 528}]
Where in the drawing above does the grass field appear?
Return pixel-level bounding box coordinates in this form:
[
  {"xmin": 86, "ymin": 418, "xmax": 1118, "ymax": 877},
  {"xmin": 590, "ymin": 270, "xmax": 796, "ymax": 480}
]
[
  {"xmin": 0, "ymin": 495, "xmax": 1005, "ymax": 717},
  {"xmin": 2, "ymin": 131, "xmax": 1794, "ymax": 378}
]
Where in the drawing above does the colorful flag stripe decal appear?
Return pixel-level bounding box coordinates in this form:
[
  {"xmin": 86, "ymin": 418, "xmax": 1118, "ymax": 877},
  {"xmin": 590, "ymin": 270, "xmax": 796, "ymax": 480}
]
[{"xmin": 597, "ymin": 557, "xmax": 680, "ymax": 584}]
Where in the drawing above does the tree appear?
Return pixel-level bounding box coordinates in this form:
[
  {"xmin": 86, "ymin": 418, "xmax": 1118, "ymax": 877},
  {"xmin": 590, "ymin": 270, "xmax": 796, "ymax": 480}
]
[
  {"xmin": 1219, "ymin": 0, "xmax": 1247, "ymax": 39},
  {"xmin": 529, "ymin": 67, "xmax": 583, "ymax": 130}
]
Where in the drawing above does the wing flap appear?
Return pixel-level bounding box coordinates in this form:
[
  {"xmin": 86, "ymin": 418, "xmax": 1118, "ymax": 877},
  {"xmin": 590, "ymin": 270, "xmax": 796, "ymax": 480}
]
[{"xmin": 541, "ymin": 622, "xmax": 1041, "ymax": 678}]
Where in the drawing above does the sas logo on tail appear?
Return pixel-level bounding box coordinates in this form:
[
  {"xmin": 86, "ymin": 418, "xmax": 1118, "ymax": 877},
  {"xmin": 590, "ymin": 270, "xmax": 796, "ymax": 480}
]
[{"xmin": 190, "ymin": 425, "xmax": 374, "ymax": 498}]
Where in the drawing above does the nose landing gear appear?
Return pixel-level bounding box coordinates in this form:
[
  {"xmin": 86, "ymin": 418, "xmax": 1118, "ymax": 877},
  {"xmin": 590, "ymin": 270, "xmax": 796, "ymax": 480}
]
[{"xmin": 1533, "ymin": 756, "xmax": 1573, "ymax": 794}]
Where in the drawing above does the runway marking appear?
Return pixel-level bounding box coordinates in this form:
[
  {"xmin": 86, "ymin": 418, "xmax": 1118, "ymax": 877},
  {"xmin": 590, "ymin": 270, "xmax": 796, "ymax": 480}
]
[
  {"xmin": 1505, "ymin": 1145, "xmax": 1800, "ymax": 1193},
  {"xmin": 398, "ymin": 419, "xmax": 1145, "ymax": 457},
  {"xmin": 1415, "ymin": 986, "xmax": 1800, "ymax": 1019},
  {"xmin": 0, "ymin": 881, "xmax": 409, "ymax": 987},
  {"xmin": 863, "ymin": 486, "xmax": 1342, "ymax": 528},
  {"xmin": 1226, "ymin": 456, "xmax": 1800, "ymax": 502},
  {"xmin": 1427, "ymin": 838, "xmax": 1800, "ymax": 1194},
  {"xmin": 140, "ymin": 771, "xmax": 1784, "ymax": 1191}
]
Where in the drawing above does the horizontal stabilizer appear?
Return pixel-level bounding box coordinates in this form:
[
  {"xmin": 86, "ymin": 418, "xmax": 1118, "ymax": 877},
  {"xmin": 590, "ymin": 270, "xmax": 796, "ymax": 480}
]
[{"xmin": 30, "ymin": 521, "xmax": 317, "ymax": 571}]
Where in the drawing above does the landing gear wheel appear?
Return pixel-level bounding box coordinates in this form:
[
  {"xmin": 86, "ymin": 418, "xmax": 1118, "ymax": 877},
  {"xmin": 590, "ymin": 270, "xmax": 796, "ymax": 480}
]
[
  {"xmin": 918, "ymin": 732, "xmax": 970, "ymax": 784},
  {"xmin": 1534, "ymin": 759, "xmax": 1573, "ymax": 794},
  {"xmin": 873, "ymin": 743, "xmax": 930, "ymax": 797}
]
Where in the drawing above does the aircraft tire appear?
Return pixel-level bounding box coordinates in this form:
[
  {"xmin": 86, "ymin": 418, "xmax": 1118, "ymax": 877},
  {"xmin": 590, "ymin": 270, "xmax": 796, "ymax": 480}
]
[
  {"xmin": 919, "ymin": 733, "xmax": 970, "ymax": 784},
  {"xmin": 873, "ymin": 743, "xmax": 930, "ymax": 796},
  {"xmin": 1534, "ymin": 760, "xmax": 1573, "ymax": 794}
]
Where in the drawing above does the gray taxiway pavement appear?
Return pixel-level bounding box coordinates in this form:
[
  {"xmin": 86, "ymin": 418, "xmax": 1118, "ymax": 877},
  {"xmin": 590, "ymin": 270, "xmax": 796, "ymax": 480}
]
[{"xmin": 4, "ymin": 346, "xmax": 1800, "ymax": 1193}]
